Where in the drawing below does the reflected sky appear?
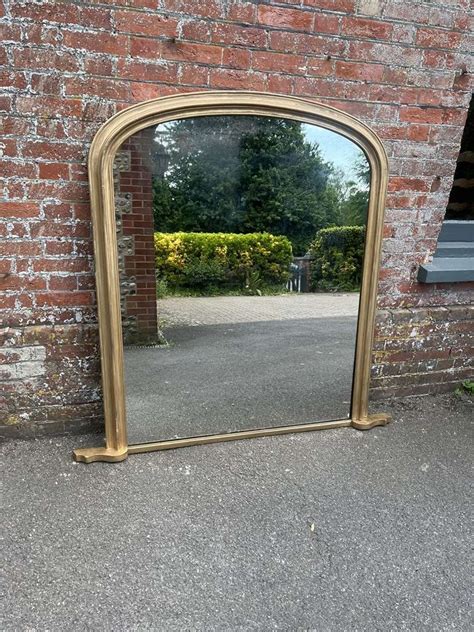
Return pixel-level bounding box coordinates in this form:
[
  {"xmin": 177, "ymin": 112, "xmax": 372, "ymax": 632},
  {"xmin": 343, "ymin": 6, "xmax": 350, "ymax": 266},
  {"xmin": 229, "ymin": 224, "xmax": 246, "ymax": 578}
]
[{"xmin": 303, "ymin": 124, "xmax": 365, "ymax": 182}]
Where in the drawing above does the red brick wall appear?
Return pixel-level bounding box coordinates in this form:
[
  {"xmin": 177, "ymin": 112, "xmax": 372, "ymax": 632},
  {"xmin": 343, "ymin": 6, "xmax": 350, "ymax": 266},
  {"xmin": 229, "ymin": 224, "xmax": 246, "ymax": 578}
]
[{"xmin": 1, "ymin": 0, "xmax": 473, "ymax": 436}]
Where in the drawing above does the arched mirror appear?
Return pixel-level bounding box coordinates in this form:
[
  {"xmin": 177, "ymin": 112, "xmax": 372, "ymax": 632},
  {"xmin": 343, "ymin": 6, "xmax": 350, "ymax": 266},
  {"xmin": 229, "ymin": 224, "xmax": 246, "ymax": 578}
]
[{"xmin": 74, "ymin": 92, "xmax": 390, "ymax": 463}]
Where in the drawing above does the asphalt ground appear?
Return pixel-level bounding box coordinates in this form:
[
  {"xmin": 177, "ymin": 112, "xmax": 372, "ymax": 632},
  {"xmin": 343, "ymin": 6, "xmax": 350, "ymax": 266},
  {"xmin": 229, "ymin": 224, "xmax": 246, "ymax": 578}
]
[
  {"xmin": 124, "ymin": 316, "xmax": 357, "ymax": 444},
  {"xmin": 2, "ymin": 393, "xmax": 473, "ymax": 631}
]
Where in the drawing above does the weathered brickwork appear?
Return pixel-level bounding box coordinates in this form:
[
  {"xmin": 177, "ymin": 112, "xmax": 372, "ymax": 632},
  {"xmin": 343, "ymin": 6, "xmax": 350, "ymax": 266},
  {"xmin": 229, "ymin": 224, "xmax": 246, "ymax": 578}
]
[
  {"xmin": 0, "ymin": 325, "xmax": 101, "ymax": 436},
  {"xmin": 1, "ymin": 0, "xmax": 473, "ymax": 436},
  {"xmin": 372, "ymin": 305, "xmax": 473, "ymax": 399}
]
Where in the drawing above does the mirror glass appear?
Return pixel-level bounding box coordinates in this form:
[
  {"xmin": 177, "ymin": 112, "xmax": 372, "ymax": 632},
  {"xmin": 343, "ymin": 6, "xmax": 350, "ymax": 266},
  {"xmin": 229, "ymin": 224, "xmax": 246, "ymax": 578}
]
[{"xmin": 113, "ymin": 115, "xmax": 369, "ymax": 444}]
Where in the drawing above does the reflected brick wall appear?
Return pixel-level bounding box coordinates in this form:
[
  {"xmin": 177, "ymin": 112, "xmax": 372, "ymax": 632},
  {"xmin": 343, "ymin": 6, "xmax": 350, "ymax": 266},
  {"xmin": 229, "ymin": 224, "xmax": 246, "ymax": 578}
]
[
  {"xmin": 1, "ymin": 0, "xmax": 473, "ymax": 437},
  {"xmin": 115, "ymin": 129, "xmax": 159, "ymax": 345}
]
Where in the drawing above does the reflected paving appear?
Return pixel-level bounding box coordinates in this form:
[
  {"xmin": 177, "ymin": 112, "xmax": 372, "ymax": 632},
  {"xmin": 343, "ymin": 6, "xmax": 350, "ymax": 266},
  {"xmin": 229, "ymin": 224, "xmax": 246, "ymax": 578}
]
[{"xmin": 125, "ymin": 294, "xmax": 359, "ymax": 444}]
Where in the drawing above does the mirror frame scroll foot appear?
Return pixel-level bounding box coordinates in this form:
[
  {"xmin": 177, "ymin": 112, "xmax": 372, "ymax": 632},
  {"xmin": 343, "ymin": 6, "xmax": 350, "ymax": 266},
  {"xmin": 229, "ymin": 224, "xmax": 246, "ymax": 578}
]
[
  {"xmin": 73, "ymin": 446, "xmax": 129, "ymax": 464},
  {"xmin": 351, "ymin": 413, "xmax": 391, "ymax": 430}
]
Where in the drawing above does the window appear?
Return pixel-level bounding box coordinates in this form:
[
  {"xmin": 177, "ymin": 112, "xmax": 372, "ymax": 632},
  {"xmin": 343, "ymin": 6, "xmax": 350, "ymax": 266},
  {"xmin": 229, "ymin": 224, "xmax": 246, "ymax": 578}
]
[{"xmin": 418, "ymin": 95, "xmax": 474, "ymax": 283}]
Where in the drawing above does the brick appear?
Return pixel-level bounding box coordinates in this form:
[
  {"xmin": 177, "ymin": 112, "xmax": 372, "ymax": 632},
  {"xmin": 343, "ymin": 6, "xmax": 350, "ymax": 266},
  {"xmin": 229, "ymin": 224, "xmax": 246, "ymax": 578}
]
[
  {"xmin": 114, "ymin": 10, "xmax": 178, "ymax": 37},
  {"xmin": 257, "ymin": 5, "xmax": 314, "ymax": 32},
  {"xmin": 252, "ymin": 51, "xmax": 306, "ymax": 74},
  {"xmin": 1, "ymin": 201, "xmax": 40, "ymax": 218},
  {"xmin": 267, "ymin": 74, "xmax": 294, "ymax": 93},
  {"xmin": 304, "ymin": 0, "xmax": 355, "ymax": 11},
  {"xmin": 16, "ymin": 96, "xmax": 82, "ymax": 118},
  {"xmin": 42, "ymin": 203, "xmax": 73, "ymax": 221},
  {"xmin": 162, "ymin": 0, "xmax": 224, "ymax": 19},
  {"xmin": 305, "ymin": 57, "xmax": 334, "ymax": 78},
  {"xmin": 38, "ymin": 162, "xmax": 69, "ymax": 181},
  {"xmin": 210, "ymin": 68, "xmax": 266, "ymax": 90},
  {"xmin": 48, "ymin": 276, "xmax": 77, "ymax": 292},
  {"xmin": 36, "ymin": 120, "xmax": 66, "ymax": 140},
  {"xmin": 347, "ymin": 41, "xmax": 422, "ymax": 68},
  {"xmin": 0, "ymin": 275, "xmax": 47, "ymax": 291},
  {"xmin": 35, "ymin": 292, "xmax": 94, "ymax": 307},
  {"xmin": 32, "ymin": 257, "xmax": 91, "ymax": 273},
  {"xmin": 383, "ymin": 0, "xmax": 429, "ymax": 25},
  {"xmin": 132, "ymin": 38, "xmax": 223, "ymax": 65},
  {"xmin": 313, "ymin": 14, "xmax": 340, "ymax": 35},
  {"xmin": 23, "ymin": 141, "xmax": 84, "ymax": 161},
  {"xmin": 0, "ymin": 22, "xmax": 21, "ymax": 42},
  {"xmin": 29, "ymin": 221, "xmax": 90, "ymax": 240},
  {"xmin": 341, "ymin": 16, "xmax": 393, "ymax": 40},
  {"xmin": 222, "ymin": 48, "xmax": 252, "ymax": 70},
  {"xmin": 1, "ymin": 116, "xmax": 31, "ymax": 136},
  {"xmin": 117, "ymin": 59, "xmax": 179, "ymax": 83},
  {"xmin": 11, "ymin": 2, "xmax": 111, "ymax": 30},
  {"xmin": 0, "ymin": 96, "xmax": 12, "ymax": 112},
  {"xmin": 21, "ymin": 24, "xmax": 63, "ymax": 47},
  {"xmin": 64, "ymin": 77, "xmax": 130, "ymax": 101},
  {"xmin": 30, "ymin": 73, "xmax": 61, "ymax": 95},
  {"xmin": 416, "ymin": 28, "xmax": 462, "ymax": 50},
  {"xmin": 442, "ymin": 108, "xmax": 468, "ymax": 125},
  {"xmin": 0, "ymin": 138, "xmax": 17, "ymax": 157},
  {"xmin": 227, "ymin": 2, "xmax": 256, "ymax": 24},
  {"xmin": 270, "ymin": 31, "xmax": 346, "ymax": 56},
  {"xmin": 210, "ymin": 23, "xmax": 267, "ymax": 48},
  {"xmin": 130, "ymin": 83, "xmax": 174, "ymax": 101},
  {"xmin": 44, "ymin": 241, "xmax": 75, "ymax": 256},
  {"xmin": 335, "ymin": 60, "xmax": 384, "ymax": 81},
  {"xmin": 399, "ymin": 106, "xmax": 444, "ymax": 124},
  {"xmin": 387, "ymin": 177, "xmax": 430, "ymax": 192},
  {"xmin": 407, "ymin": 125, "xmax": 431, "ymax": 141},
  {"xmin": 63, "ymin": 31, "xmax": 129, "ymax": 56},
  {"xmin": 1, "ymin": 242, "xmax": 41, "ymax": 256},
  {"xmin": 84, "ymin": 56, "xmax": 114, "ymax": 77},
  {"xmin": 0, "ymin": 70, "xmax": 28, "ymax": 91},
  {"xmin": 13, "ymin": 47, "xmax": 80, "ymax": 72},
  {"xmin": 181, "ymin": 20, "xmax": 211, "ymax": 42}
]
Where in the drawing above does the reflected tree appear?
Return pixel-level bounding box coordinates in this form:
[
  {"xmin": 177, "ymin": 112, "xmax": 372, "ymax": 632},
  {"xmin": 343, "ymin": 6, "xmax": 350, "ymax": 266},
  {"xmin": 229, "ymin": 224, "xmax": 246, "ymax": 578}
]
[{"xmin": 153, "ymin": 116, "xmax": 339, "ymax": 254}]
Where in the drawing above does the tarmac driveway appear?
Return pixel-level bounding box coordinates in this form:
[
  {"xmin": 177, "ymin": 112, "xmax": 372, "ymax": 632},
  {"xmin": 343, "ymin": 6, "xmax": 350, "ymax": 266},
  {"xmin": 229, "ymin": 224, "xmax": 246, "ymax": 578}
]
[{"xmin": 2, "ymin": 393, "xmax": 473, "ymax": 630}]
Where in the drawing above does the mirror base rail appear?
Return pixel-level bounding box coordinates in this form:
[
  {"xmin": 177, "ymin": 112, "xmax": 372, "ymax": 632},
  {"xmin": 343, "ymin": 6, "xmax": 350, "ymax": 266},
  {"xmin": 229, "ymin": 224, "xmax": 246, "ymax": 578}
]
[{"xmin": 73, "ymin": 413, "xmax": 390, "ymax": 463}]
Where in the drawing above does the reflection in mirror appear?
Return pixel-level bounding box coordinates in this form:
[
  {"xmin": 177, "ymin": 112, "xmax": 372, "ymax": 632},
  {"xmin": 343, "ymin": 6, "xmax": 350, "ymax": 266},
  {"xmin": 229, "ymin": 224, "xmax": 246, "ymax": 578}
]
[{"xmin": 113, "ymin": 116, "xmax": 370, "ymax": 444}]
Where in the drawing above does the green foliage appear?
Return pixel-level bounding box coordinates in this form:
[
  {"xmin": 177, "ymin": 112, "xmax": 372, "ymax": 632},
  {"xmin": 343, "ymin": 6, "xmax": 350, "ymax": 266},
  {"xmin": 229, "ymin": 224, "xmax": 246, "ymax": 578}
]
[
  {"xmin": 153, "ymin": 116, "xmax": 335, "ymax": 254},
  {"xmin": 309, "ymin": 226, "xmax": 366, "ymax": 291},
  {"xmin": 455, "ymin": 379, "xmax": 474, "ymax": 396},
  {"xmin": 243, "ymin": 269, "xmax": 263, "ymax": 296},
  {"xmin": 155, "ymin": 278, "xmax": 169, "ymax": 299},
  {"xmin": 327, "ymin": 156, "xmax": 370, "ymax": 227},
  {"xmin": 155, "ymin": 231, "xmax": 293, "ymax": 295},
  {"xmin": 181, "ymin": 260, "xmax": 227, "ymax": 288},
  {"xmin": 463, "ymin": 380, "xmax": 474, "ymax": 394},
  {"xmin": 338, "ymin": 186, "xmax": 368, "ymax": 226},
  {"xmin": 238, "ymin": 118, "xmax": 332, "ymax": 254}
]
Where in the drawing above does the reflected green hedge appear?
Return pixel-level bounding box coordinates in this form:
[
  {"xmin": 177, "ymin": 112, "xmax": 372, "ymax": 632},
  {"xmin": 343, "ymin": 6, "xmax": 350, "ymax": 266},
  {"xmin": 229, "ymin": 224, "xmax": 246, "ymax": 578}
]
[
  {"xmin": 309, "ymin": 226, "xmax": 365, "ymax": 291},
  {"xmin": 154, "ymin": 232, "xmax": 293, "ymax": 293}
]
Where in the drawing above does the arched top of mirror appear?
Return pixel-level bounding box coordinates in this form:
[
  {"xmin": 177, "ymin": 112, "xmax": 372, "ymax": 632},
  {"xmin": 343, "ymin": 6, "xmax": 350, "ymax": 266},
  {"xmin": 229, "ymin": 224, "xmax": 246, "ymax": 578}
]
[{"xmin": 89, "ymin": 92, "xmax": 388, "ymax": 182}]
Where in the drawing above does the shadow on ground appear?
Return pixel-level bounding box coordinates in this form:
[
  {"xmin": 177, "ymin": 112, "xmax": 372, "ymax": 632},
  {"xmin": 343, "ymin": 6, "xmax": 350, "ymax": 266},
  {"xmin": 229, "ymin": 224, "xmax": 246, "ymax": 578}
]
[{"xmin": 2, "ymin": 393, "xmax": 473, "ymax": 630}]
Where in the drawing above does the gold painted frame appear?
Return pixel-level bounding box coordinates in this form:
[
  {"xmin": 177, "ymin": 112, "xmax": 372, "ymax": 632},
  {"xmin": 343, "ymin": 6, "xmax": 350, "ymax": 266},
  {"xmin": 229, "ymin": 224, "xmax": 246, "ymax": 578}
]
[{"xmin": 73, "ymin": 91, "xmax": 390, "ymax": 463}]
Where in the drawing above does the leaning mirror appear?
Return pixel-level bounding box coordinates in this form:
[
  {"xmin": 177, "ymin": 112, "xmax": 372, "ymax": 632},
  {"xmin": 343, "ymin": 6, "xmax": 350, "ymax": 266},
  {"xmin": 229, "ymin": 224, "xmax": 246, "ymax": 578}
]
[{"xmin": 74, "ymin": 92, "xmax": 390, "ymax": 463}]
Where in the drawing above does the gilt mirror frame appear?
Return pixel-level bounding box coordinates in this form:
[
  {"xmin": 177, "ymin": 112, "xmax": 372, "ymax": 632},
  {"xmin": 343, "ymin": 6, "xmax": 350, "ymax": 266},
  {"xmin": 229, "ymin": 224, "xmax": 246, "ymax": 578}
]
[{"xmin": 73, "ymin": 91, "xmax": 390, "ymax": 464}]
